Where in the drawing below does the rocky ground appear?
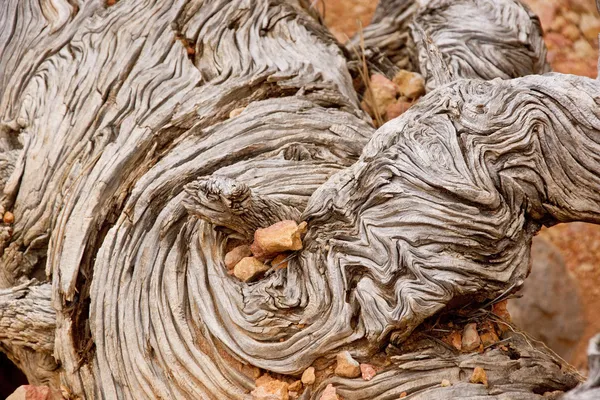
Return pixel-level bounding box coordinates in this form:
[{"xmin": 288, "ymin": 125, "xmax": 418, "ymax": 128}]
[{"xmin": 321, "ymin": 0, "xmax": 600, "ymax": 372}]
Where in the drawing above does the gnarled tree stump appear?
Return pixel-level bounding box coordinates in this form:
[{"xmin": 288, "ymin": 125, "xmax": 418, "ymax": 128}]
[{"xmin": 0, "ymin": 0, "xmax": 599, "ymax": 398}]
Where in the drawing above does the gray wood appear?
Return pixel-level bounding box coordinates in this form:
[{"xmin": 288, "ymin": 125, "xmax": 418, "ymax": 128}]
[{"xmin": 0, "ymin": 0, "xmax": 598, "ymax": 399}]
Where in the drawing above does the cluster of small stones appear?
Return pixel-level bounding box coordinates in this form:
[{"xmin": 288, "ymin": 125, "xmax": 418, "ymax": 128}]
[
  {"xmin": 360, "ymin": 70, "xmax": 425, "ymax": 125},
  {"xmin": 251, "ymin": 352, "xmax": 378, "ymax": 400},
  {"xmin": 525, "ymin": 0, "xmax": 600, "ymax": 77},
  {"xmin": 224, "ymin": 220, "xmax": 307, "ymax": 282}
]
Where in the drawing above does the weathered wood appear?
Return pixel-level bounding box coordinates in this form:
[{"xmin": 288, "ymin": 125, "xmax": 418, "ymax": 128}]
[{"xmin": 0, "ymin": 0, "xmax": 598, "ymax": 399}]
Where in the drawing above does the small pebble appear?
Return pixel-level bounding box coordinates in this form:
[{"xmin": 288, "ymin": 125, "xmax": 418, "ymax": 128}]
[{"xmin": 3, "ymin": 211, "xmax": 14, "ymax": 225}]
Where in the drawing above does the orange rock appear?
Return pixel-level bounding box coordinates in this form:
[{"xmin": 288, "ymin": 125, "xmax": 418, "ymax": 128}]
[
  {"xmin": 399, "ymin": 392, "xmax": 407, "ymax": 398},
  {"xmin": 492, "ymin": 300, "xmax": 511, "ymax": 322},
  {"xmin": 392, "ymin": 70, "xmax": 425, "ymax": 99},
  {"xmin": 334, "ymin": 351, "xmax": 361, "ymax": 378},
  {"xmin": 233, "ymin": 257, "xmax": 269, "ymax": 282},
  {"xmin": 3, "ymin": 211, "xmax": 14, "ymax": 224},
  {"xmin": 385, "ymin": 100, "xmax": 412, "ymax": 120},
  {"xmin": 368, "ymin": 73, "xmax": 398, "ymax": 116},
  {"xmin": 271, "ymin": 254, "xmax": 290, "ymax": 270},
  {"xmin": 301, "ymin": 367, "xmax": 316, "ymax": 385},
  {"xmin": 545, "ymin": 32, "xmax": 573, "ymax": 51},
  {"xmin": 319, "ymin": 384, "xmax": 340, "ymax": 400},
  {"xmin": 461, "ymin": 323, "xmax": 481, "ymax": 352},
  {"xmin": 561, "ymin": 24, "xmax": 581, "ymax": 41},
  {"xmin": 229, "ymin": 107, "xmax": 246, "ymax": 118},
  {"xmin": 443, "ymin": 330, "xmax": 462, "ymax": 351},
  {"xmin": 550, "ymin": 15, "xmax": 567, "ymax": 32},
  {"xmin": 360, "ymin": 363, "xmax": 376, "ymax": 381},
  {"xmin": 6, "ymin": 385, "xmax": 61, "ymax": 400},
  {"xmin": 225, "ymin": 245, "xmax": 252, "ymax": 269},
  {"xmin": 479, "ymin": 321, "xmax": 500, "ymax": 347},
  {"xmin": 469, "ymin": 367, "xmax": 488, "ymax": 386},
  {"xmin": 251, "ymin": 221, "xmax": 306, "ymax": 259},
  {"xmin": 579, "ymin": 14, "xmax": 600, "ymax": 42},
  {"xmin": 252, "ymin": 375, "xmax": 289, "ymax": 400},
  {"xmin": 288, "ymin": 380, "xmax": 302, "ymax": 392}
]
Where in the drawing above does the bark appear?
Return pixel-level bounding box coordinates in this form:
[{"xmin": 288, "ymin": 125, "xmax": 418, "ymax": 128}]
[{"xmin": 0, "ymin": 0, "xmax": 599, "ymax": 399}]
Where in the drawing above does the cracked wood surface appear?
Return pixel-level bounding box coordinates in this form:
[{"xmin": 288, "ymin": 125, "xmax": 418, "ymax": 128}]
[{"xmin": 0, "ymin": 0, "xmax": 599, "ymax": 399}]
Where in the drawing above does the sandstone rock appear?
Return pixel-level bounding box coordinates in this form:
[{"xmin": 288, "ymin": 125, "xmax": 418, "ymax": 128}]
[
  {"xmin": 251, "ymin": 221, "xmax": 306, "ymax": 259},
  {"xmin": 301, "ymin": 367, "xmax": 316, "ymax": 385},
  {"xmin": 574, "ymin": 38, "xmax": 596, "ymax": 59},
  {"xmin": 444, "ymin": 330, "xmax": 462, "ymax": 351},
  {"xmin": 233, "ymin": 257, "xmax": 269, "ymax": 282},
  {"xmin": 462, "ymin": 323, "xmax": 481, "ymax": 352},
  {"xmin": 334, "ymin": 351, "xmax": 360, "ymax": 378},
  {"xmin": 368, "ymin": 74, "xmax": 398, "ymax": 116},
  {"xmin": 385, "ymin": 100, "xmax": 412, "ymax": 120},
  {"xmin": 229, "ymin": 107, "xmax": 246, "ymax": 118},
  {"xmin": 507, "ymin": 237, "xmax": 584, "ymax": 361},
  {"xmin": 252, "ymin": 375, "xmax": 289, "ymax": 400},
  {"xmin": 3, "ymin": 211, "xmax": 14, "ymax": 224},
  {"xmin": 271, "ymin": 253, "xmax": 290, "ymax": 270},
  {"xmin": 580, "ymin": 14, "xmax": 600, "ymax": 42},
  {"xmin": 550, "ymin": 15, "xmax": 567, "ymax": 32},
  {"xmin": 469, "ymin": 367, "xmax": 488, "ymax": 386},
  {"xmin": 392, "ymin": 70, "xmax": 425, "ymax": 99},
  {"xmin": 6, "ymin": 385, "xmax": 61, "ymax": 400},
  {"xmin": 288, "ymin": 380, "xmax": 302, "ymax": 392},
  {"xmin": 441, "ymin": 379, "xmax": 451, "ymax": 387},
  {"xmin": 479, "ymin": 321, "xmax": 500, "ymax": 347},
  {"xmin": 399, "ymin": 392, "xmax": 407, "ymax": 398},
  {"xmin": 563, "ymin": 10, "xmax": 581, "ymax": 25},
  {"xmin": 319, "ymin": 384, "xmax": 340, "ymax": 400},
  {"xmin": 360, "ymin": 363, "xmax": 376, "ymax": 381},
  {"xmin": 492, "ymin": 299, "xmax": 511, "ymax": 322},
  {"xmin": 544, "ymin": 32, "xmax": 573, "ymax": 51},
  {"xmin": 561, "ymin": 24, "xmax": 581, "ymax": 41},
  {"xmin": 225, "ymin": 245, "xmax": 252, "ymax": 269}
]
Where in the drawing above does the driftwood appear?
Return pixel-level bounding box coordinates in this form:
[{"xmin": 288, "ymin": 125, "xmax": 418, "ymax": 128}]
[{"xmin": 0, "ymin": 0, "xmax": 599, "ymax": 399}]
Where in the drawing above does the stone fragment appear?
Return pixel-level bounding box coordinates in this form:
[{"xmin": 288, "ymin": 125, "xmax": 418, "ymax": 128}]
[
  {"xmin": 563, "ymin": 10, "xmax": 581, "ymax": 25},
  {"xmin": 319, "ymin": 384, "xmax": 340, "ymax": 400},
  {"xmin": 444, "ymin": 330, "xmax": 462, "ymax": 351},
  {"xmin": 550, "ymin": 15, "xmax": 567, "ymax": 32},
  {"xmin": 225, "ymin": 245, "xmax": 252, "ymax": 269},
  {"xmin": 561, "ymin": 24, "xmax": 581, "ymax": 41},
  {"xmin": 441, "ymin": 379, "xmax": 451, "ymax": 387},
  {"xmin": 252, "ymin": 375, "xmax": 289, "ymax": 400},
  {"xmin": 288, "ymin": 380, "xmax": 302, "ymax": 392},
  {"xmin": 229, "ymin": 107, "xmax": 246, "ymax": 118},
  {"xmin": 301, "ymin": 367, "xmax": 316, "ymax": 385},
  {"xmin": 580, "ymin": 13, "xmax": 600, "ymax": 42},
  {"xmin": 334, "ymin": 351, "xmax": 361, "ymax": 378},
  {"xmin": 385, "ymin": 100, "xmax": 412, "ymax": 120},
  {"xmin": 399, "ymin": 392, "xmax": 407, "ymax": 398},
  {"xmin": 271, "ymin": 253, "xmax": 290, "ymax": 270},
  {"xmin": 479, "ymin": 321, "xmax": 500, "ymax": 347},
  {"xmin": 251, "ymin": 220, "xmax": 306, "ymax": 259},
  {"xmin": 3, "ymin": 211, "xmax": 14, "ymax": 224},
  {"xmin": 392, "ymin": 70, "xmax": 425, "ymax": 99},
  {"xmin": 469, "ymin": 367, "xmax": 488, "ymax": 386},
  {"xmin": 368, "ymin": 73, "xmax": 398, "ymax": 116},
  {"xmin": 233, "ymin": 257, "xmax": 269, "ymax": 282},
  {"xmin": 492, "ymin": 300, "xmax": 511, "ymax": 322},
  {"xmin": 6, "ymin": 385, "xmax": 61, "ymax": 400},
  {"xmin": 574, "ymin": 38, "xmax": 595, "ymax": 59},
  {"xmin": 360, "ymin": 363, "xmax": 376, "ymax": 381},
  {"xmin": 462, "ymin": 323, "xmax": 481, "ymax": 352}
]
